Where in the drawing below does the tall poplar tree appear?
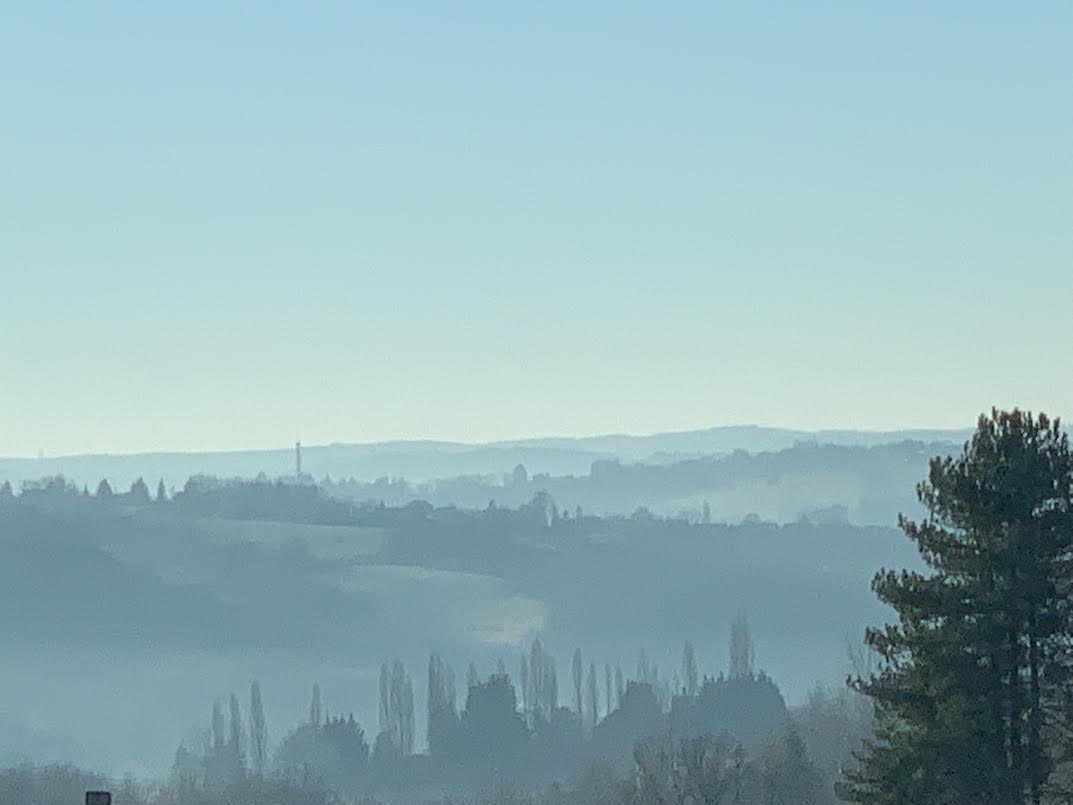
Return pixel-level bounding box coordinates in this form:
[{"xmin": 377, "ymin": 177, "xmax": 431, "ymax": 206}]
[
  {"xmin": 249, "ymin": 681, "xmax": 267, "ymax": 777},
  {"xmin": 572, "ymin": 648, "xmax": 583, "ymax": 717}
]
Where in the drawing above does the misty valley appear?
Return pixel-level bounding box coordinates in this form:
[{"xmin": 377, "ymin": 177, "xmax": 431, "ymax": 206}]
[
  {"xmin": 0, "ymin": 420, "xmax": 1038, "ymax": 804},
  {"xmin": 4, "ymin": 2, "xmax": 1068, "ymax": 800},
  {"xmin": 2, "ymin": 431, "xmax": 933, "ymax": 803}
]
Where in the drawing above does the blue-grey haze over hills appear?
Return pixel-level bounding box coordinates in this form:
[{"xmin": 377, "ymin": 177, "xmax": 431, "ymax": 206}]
[
  {"xmin": 2, "ymin": 424, "xmax": 951, "ymax": 779},
  {"xmin": 0, "ymin": 424, "xmax": 971, "ymax": 491},
  {"xmin": 2, "ymin": 1, "xmax": 1070, "ymax": 800}
]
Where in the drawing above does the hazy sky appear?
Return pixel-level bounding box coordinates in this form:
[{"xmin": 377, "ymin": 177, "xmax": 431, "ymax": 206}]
[{"xmin": 3, "ymin": 2, "xmax": 1071, "ymax": 456}]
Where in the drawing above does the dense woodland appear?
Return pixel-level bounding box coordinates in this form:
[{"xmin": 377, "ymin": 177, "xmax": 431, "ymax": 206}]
[{"xmin": 5, "ymin": 409, "xmax": 1073, "ymax": 802}]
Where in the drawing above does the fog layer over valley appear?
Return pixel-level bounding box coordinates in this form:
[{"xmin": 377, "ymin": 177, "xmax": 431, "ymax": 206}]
[
  {"xmin": 0, "ymin": 431, "xmax": 926, "ymax": 778},
  {"xmin": 1, "ymin": 426, "xmax": 970, "ymax": 524}
]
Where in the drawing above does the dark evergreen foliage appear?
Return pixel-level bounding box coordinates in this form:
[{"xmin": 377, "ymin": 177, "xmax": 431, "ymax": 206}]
[{"xmin": 842, "ymin": 410, "xmax": 1073, "ymax": 804}]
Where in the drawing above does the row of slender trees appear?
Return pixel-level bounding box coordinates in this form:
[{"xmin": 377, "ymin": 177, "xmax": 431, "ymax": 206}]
[
  {"xmin": 174, "ymin": 683, "xmax": 269, "ymax": 792},
  {"xmin": 0, "ymin": 475, "xmax": 170, "ymax": 502},
  {"xmin": 175, "ymin": 615, "xmax": 802, "ymax": 797}
]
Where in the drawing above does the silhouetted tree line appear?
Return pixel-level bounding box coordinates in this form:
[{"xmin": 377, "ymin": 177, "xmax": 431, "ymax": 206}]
[
  {"xmin": 318, "ymin": 440, "xmax": 951, "ymax": 521},
  {"xmin": 161, "ymin": 615, "xmax": 860, "ymax": 802},
  {"xmin": 172, "ymin": 475, "xmax": 354, "ymax": 523},
  {"xmin": 0, "ymin": 472, "xmax": 363, "ymax": 527},
  {"xmin": 0, "ymin": 466, "xmax": 885, "ymax": 547},
  {"xmin": 0, "ymin": 474, "xmax": 168, "ymax": 512}
]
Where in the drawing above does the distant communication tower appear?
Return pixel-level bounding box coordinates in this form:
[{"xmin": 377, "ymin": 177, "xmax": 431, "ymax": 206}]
[{"xmin": 295, "ymin": 440, "xmax": 302, "ymax": 477}]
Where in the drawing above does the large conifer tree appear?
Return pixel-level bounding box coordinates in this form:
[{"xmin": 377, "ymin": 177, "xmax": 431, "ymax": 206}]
[{"xmin": 843, "ymin": 409, "xmax": 1073, "ymax": 804}]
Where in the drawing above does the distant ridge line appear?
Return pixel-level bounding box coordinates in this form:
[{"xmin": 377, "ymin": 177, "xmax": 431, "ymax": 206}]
[{"xmin": 1, "ymin": 424, "xmax": 974, "ymax": 463}]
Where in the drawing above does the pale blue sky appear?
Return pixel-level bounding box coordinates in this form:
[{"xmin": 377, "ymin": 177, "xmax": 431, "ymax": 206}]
[{"xmin": 2, "ymin": 2, "xmax": 1071, "ymax": 456}]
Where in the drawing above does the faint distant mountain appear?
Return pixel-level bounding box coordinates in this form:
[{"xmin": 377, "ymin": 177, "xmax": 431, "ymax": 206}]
[
  {"xmin": 0, "ymin": 425, "xmax": 972, "ymax": 491},
  {"xmin": 498, "ymin": 424, "xmax": 973, "ymax": 460}
]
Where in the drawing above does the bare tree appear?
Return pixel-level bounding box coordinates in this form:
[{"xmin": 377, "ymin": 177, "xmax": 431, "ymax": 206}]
[
  {"xmin": 380, "ymin": 659, "xmax": 415, "ymax": 754},
  {"xmin": 378, "ymin": 666, "xmax": 390, "ymax": 738},
  {"xmin": 211, "ymin": 700, "xmax": 225, "ymax": 754},
  {"xmin": 520, "ymin": 654, "xmax": 530, "ymax": 714},
  {"xmin": 228, "ymin": 692, "xmax": 246, "ymax": 773},
  {"xmin": 466, "ymin": 661, "xmax": 480, "ymax": 691},
  {"xmin": 249, "ymin": 681, "xmax": 267, "ymax": 777},
  {"xmin": 572, "ymin": 648, "xmax": 584, "ymax": 716},
  {"xmin": 729, "ymin": 612, "xmax": 755, "ymax": 680},
  {"xmin": 587, "ymin": 661, "xmax": 598, "ymax": 729},
  {"xmin": 682, "ymin": 641, "xmax": 699, "ymax": 696},
  {"xmin": 310, "ymin": 682, "xmax": 322, "ymax": 729}
]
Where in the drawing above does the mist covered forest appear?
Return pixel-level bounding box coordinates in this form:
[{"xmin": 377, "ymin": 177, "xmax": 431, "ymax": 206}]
[
  {"xmin": 0, "ymin": 431, "xmax": 966, "ymax": 525},
  {"xmin": 5, "ymin": 412, "xmax": 1073, "ymax": 802}
]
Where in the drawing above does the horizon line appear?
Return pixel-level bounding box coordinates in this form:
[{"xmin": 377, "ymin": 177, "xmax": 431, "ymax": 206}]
[{"xmin": 0, "ymin": 422, "xmax": 978, "ymax": 463}]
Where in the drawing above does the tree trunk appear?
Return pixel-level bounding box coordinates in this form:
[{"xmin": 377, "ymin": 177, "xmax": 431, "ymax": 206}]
[
  {"xmin": 1028, "ymin": 617, "xmax": 1042, "ymax": 805},
  {"xmin": 1009, "ymin": 623, "xmax": 1025, "ymax": 800}
]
